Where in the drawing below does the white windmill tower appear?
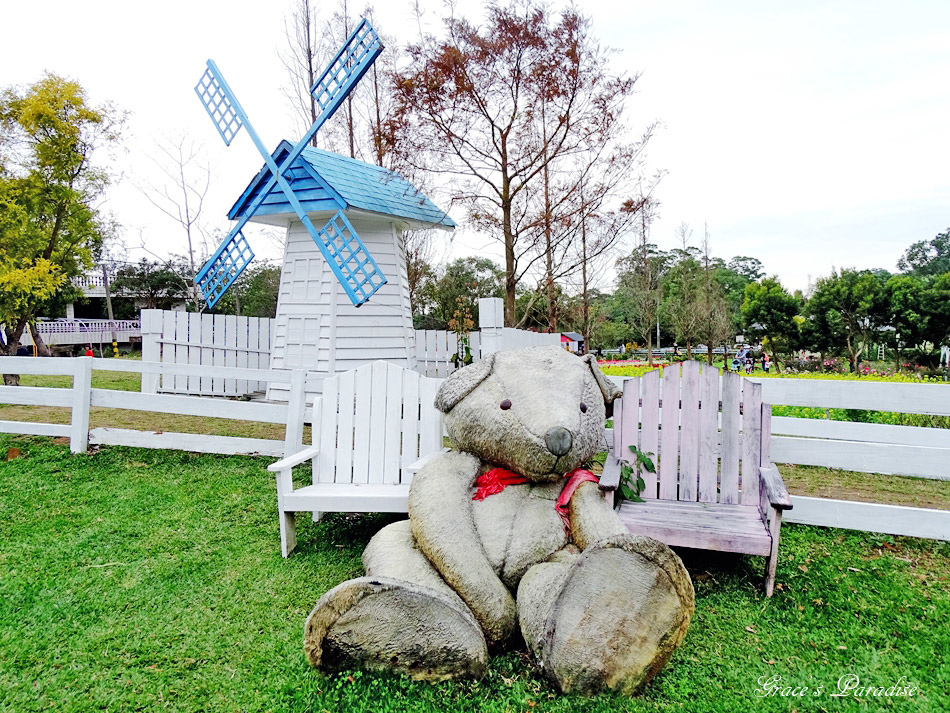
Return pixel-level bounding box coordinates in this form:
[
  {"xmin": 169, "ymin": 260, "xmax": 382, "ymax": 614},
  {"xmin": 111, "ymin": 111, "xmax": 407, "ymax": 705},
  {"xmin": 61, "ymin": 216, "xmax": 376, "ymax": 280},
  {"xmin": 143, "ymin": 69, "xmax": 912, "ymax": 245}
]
[{"xmin": 193, "ymin": 20, "xmax": 454, "ymax": 400}]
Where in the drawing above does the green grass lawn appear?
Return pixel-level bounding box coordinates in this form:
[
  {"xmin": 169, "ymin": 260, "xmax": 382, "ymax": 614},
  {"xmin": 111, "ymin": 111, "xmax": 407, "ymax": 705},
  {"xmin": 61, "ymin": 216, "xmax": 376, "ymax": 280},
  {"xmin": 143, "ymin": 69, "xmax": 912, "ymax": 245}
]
[{"xmin": 1, "ymin": 435, "xmax": 947, "ymax": 712}]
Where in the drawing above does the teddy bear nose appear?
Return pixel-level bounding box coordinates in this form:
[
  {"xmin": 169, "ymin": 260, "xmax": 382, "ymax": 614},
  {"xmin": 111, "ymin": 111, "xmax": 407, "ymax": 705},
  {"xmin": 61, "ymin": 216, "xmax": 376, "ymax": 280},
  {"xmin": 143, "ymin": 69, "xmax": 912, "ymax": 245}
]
[{"xmin": 544, "ymin": 427, "xmax": 573, "ymax": 456}]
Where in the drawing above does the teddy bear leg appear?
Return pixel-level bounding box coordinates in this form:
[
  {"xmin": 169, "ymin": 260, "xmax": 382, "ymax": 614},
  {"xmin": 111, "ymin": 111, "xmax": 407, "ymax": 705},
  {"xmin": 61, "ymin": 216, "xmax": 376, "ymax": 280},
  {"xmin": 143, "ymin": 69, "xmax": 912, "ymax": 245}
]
[
  {"xmin": 518, "ymin": 534, "xmax": 694, "ymax": 695},
  {"xmin": 304, "ymin": 520, "xmax": 488, "ymax": 681},
  {"xmin": 517, "ymin": 483, "xmax": 694, "ymax": 695}
]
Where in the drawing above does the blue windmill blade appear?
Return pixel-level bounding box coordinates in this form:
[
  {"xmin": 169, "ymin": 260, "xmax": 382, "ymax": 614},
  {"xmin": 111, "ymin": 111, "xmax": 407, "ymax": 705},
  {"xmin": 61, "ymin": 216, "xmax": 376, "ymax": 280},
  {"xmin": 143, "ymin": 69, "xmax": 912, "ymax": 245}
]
[
  {"xmin": 194, "ymin": 222, "xmax": 255, "ymax": 308},
  {"xmin": 194, "ymin": 61, "xmax": 245, "ymax": 146},
  {"xmin": 316, "ymin": 210, "xmax": 387, "ymax": 306},
  {"xmin": 309, "ymin": 19, "xmax": 383, "ymax": 125}
]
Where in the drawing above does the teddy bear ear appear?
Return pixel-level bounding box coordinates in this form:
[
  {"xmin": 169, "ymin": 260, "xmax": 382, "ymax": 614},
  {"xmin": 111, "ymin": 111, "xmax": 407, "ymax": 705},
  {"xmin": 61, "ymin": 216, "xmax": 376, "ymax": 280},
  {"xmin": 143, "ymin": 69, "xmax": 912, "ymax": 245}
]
[
  {"xmin": 434, "ymin": 353, "xmax": 496, "ymax": 413},
  {"xmin": 581, "ymin": 354, "xmax": 622, "ymax": 407}
]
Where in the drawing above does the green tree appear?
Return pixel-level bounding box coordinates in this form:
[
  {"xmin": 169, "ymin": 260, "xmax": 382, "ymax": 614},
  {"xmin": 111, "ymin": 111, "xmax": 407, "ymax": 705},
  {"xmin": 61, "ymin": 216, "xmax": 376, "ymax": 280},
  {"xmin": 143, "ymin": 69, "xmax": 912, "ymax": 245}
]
[
  {"xmin": 741, "ymin": 277, "xmax": 801, "ymax": 371},
  {"xmin": 110, "ymin": 258, "xmax": 191, "ymax": 311},
  {"xmin": 727, "ymin": 255, "xmax": 765, "ymax": 282},
  {"xmin": 924, "ymin": 273, "xmax": 950, "ymax": 350},
  {"xmin": 414, "ymin": 257, "xmax": 505, "ymax": 330},
  {"xmin": 660, "ymin": 255, "xmax": 703, "ymax": 357},
  {"xmin": 882, "ymin": 274, "xmax": 928, "ymax": 369},
  {"xmin": 897, "ymin": 229, "xmax": 950, "ymax": 276},
  {"xmin": 694, "ymin": 229, "xmax": 734, "ymax": 365},
  {"xmin": 0, "ymin": 74, "xmax": 122, "ymax": 382},
  {"xmin": 614, "ymin": 218, "xmax": 671, "ymax": 365},
  {"xmin": 213, "ymin": 261, "xmax": 282, "ymax": 318},
  {"xmin": 806, "ymin": 268, "xmax": 887, "ymax": 371}
]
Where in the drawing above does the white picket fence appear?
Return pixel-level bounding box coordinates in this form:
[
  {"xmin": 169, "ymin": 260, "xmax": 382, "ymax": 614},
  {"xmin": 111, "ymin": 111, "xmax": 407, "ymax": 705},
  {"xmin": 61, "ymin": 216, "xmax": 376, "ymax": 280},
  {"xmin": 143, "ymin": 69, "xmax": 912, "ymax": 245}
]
[
  {"xmin": 3, "ymin": 356, "xmax": 946, "ymax": 542},
  {"xmin": 413, "ymin": 330, "xmax": 482, "ymax": 378},
  {"xmin": 0, "ymin": 356, "xmax": 306, "ymax": 458},
  {"xmin": 140, "ymin": 298, "xmax": 562, "ymax": 391},
  {"xmin": 140, "ymin": 310, "xmax": 275, "ymax": 396}
]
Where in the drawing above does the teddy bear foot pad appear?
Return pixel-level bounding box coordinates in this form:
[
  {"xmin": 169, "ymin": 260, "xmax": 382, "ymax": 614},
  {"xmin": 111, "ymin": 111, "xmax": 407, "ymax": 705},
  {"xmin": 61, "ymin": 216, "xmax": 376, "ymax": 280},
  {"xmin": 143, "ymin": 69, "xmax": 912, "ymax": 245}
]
[{"xmin": 304, "ymin": 576, "xmax": 488, "ymax": 681}]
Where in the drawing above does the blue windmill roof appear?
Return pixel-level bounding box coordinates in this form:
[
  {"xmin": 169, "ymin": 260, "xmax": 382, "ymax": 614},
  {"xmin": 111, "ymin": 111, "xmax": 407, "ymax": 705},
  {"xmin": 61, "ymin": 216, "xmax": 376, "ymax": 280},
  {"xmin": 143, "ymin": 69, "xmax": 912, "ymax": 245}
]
[{"xmin": 228, "ymin": 141, "xmax": 455, "ymax": 230}]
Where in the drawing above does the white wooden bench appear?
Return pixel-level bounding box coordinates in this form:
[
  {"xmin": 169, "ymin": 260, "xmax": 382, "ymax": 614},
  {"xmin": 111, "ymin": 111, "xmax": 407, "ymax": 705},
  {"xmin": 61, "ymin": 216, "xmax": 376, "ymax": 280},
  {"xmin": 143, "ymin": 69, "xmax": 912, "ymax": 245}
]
[
  {"xmin": 601, "ymin": 361, "xmax": 793, "ymax": 596},
  {"xmin": 267, "ymin": 361, "xmax": 445, "ymax": 557}
]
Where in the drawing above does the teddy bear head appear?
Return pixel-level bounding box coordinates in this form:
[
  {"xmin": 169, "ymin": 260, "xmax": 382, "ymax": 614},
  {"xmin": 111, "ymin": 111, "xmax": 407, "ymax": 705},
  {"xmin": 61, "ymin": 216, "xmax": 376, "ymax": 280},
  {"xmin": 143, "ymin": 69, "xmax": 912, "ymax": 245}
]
[{"xmin": 434, "ymin": 346, "xmax": 622, "ymax": 480}]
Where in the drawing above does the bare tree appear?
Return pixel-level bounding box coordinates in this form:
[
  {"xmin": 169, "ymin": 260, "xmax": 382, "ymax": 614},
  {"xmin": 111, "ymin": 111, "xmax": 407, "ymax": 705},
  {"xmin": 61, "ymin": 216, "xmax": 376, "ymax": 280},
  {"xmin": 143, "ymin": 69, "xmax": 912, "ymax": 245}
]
[
  {"xmin": 660, "ymin": 222, "xmax": 703, "ymax": 357},
  {"xmin": 695, "ymin": 224, "xmax": 733, "ymax": 365},
  {"xmin": 140, "ymin": 136, "xmax": 211, "ymax": 274},
  {"xmin": 392, "ymin": 3, "xmax": 645, "ymax": 326},
  {"xmin": 616, "ymin": 195, "xmax": 663, "ymax": 365},
  {"xmin": 279, "ymin": 0, "xmax": 321, "ymax": 146},
  {"xmin": 138, "ymin": 135, "xmax": 214, "ymax": 310}
]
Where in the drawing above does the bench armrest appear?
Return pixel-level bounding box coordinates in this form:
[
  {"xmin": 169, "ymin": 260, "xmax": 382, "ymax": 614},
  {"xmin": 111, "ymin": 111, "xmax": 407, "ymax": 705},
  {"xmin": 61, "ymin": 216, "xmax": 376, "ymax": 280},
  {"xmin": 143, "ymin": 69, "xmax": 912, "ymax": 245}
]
[
  {"xmin": 759, "ymin": 465, "xmax": 793, "ymax": 510},
  {"xmin": 407, "ymin": 447, "xmax": 451, "ymax": 475},
  {"xmin": 599, "ymin": 452, "xmax": 621, "ymax": 491},
  {"xmin": 267, "ymin": 445, "xmax": 320, "ymax": 472}
]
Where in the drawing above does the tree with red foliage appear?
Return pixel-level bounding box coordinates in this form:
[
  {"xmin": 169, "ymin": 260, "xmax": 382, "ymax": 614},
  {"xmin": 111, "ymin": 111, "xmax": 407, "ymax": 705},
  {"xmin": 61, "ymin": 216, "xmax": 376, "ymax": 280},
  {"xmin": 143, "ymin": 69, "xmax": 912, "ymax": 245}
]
[{"xmin": 391, "ymin": 2, "xmax": 652, "ymax": 326}]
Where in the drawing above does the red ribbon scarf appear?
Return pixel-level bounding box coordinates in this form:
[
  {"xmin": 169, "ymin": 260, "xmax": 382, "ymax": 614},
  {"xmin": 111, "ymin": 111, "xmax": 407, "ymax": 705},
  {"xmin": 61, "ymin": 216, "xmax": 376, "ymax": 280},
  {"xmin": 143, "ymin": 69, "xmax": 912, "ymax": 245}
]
[
  {"xmin": 472, "ymin": 467, "xmax": 530, "ymax": 501},
  {"xmin": 472, "ymin": 466, "xmax": 600, "ymax": 530}
]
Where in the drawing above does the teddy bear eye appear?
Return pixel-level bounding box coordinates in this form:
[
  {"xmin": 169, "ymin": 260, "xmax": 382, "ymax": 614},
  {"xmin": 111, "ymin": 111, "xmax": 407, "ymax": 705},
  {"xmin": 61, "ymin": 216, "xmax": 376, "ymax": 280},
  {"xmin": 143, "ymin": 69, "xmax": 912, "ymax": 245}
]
[
  {"xmin": 500, "ymin": 399, "xmax": 512, "ymax": 410},
  {"xmin": 580, "ymin": 402, "xmax": 588, "ymax": 413}
]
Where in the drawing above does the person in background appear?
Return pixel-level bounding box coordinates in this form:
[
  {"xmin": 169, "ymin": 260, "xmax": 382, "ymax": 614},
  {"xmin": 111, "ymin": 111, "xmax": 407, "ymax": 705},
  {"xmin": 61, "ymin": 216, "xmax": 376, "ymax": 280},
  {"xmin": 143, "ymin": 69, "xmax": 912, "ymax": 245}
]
[
  {"xmin": 762, "ymin": 352, "xmax": 771, "ymax": 373},
  {"xmin": 84, "ymin": 346, "xmax": 95, "ymax": 357}
]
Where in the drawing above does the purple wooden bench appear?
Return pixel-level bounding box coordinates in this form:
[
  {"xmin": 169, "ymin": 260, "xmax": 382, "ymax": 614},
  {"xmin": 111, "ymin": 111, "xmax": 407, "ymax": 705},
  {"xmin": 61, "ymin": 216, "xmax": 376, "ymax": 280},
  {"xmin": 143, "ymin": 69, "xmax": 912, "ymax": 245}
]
[{"xmin": 600, "ymin": 360, "xmax": 793, "ymax": 596}]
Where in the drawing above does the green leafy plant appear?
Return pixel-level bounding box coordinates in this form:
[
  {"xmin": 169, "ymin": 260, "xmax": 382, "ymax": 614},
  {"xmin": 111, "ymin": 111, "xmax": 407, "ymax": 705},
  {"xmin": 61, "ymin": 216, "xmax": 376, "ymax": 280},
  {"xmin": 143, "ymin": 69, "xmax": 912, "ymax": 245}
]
[
  {"xmin": 448, "ymin": 296, "xmax": 475, "ymax": 369},
  {"xmin": 619, "ymin": 444, "xmax": 655, "ymax": 502}
]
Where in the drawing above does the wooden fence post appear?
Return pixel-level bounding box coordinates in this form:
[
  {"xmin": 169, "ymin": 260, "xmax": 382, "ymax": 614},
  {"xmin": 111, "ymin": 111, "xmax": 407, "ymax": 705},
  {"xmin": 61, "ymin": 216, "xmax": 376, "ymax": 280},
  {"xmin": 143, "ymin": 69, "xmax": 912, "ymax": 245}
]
[
  {"xmin": 70, "ymin": 356, "xmax": 93, "ymax": 454},
  {"xmin": 140, "ymin": 309, "xmax": 161, "ymax": 394},
  {"xmin": 478, "ymin": 297, "xmax": 504, "ymax": 357},
  {"xmin": 284, "ymin": 369, "xmax": 307, "ymax": 457}
]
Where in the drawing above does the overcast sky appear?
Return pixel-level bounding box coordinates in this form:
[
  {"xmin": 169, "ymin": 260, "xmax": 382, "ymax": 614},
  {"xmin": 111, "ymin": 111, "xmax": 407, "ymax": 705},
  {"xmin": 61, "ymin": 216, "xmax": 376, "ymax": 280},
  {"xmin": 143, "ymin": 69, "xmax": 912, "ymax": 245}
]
[{"xmin": 3, "ymin": 0, "xmax": 948, "ymax": 292}]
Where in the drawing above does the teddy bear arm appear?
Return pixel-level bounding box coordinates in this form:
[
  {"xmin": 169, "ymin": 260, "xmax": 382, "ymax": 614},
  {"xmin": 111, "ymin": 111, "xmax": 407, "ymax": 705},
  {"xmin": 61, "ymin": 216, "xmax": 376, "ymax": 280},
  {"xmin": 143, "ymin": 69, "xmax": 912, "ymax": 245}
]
[
  {"xmin": 408, "ymin": 451, "xmax": 517, "ymax": 645},
  {"xmin": 567, "ymin": 481, "xmax": 628, "ymax": 549}
]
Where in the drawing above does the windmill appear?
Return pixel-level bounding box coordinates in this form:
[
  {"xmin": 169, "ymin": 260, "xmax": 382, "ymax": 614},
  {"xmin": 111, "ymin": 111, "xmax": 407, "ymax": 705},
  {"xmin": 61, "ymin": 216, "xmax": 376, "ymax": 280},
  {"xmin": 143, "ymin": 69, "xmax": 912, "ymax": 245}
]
[
  {"xmin": 194, "ymin": 19, "xmax": 388, "ymax": 310},
  {"xmin": 193, "ymin": 19, "xmax": 454, "ymax": 399}
]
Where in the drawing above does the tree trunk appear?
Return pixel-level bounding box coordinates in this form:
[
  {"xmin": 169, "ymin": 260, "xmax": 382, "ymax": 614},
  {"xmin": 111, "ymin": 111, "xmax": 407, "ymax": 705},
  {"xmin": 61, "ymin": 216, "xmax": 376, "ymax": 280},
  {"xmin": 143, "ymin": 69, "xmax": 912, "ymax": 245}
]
[
  {"xmin": 502, "ymin": 178, "xmax": 516, "ymax": 327},
  {"xmin": 646, "ymin": 332, "xmax": 654, "ymax": 367},
  {"xmin": 28, "ymin": 322, "xmax": 51, "ymax": 357},
  {"xmin": 580, "ymin": 211, "xmax": 590, "ymax": 350},
  {"xmin": 541, "ymin": 105, "xmax": 556, "ymax": 332},
  {"xmin": 2, "ymin": 319, "xmax": 28, "ymax": 386}
]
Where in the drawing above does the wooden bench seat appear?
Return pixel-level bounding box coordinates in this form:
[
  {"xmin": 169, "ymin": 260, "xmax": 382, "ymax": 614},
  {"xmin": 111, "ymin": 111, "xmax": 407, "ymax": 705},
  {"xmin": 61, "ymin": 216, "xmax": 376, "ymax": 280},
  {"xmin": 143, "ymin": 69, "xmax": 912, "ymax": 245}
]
[
  {"xmin": 603, "ymin": 361, "xmax": 793, "ymax": 595},
  {"xmin": 617, "ymin": 501, "xmax": 772, "ymax": 556},
  {"xmin": 281, "ymin": 482, "xmax": 412, "ymax": 512}
]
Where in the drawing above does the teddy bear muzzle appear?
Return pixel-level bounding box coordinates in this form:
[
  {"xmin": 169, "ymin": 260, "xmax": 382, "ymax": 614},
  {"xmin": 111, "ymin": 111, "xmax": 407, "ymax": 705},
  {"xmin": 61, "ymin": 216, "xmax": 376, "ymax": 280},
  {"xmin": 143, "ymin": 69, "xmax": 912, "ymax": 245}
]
[{"xmin": 544, "ymin": 426, "xmax": 573, "ymax": 456}]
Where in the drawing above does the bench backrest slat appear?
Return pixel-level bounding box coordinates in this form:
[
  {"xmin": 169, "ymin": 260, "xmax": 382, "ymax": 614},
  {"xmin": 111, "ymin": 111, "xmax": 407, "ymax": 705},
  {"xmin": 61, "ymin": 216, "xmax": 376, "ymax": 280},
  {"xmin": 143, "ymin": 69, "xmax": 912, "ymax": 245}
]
[
  {"xmin": 619, "ymin": 375, "xmax": 640, "ymax": 472},
  {"xmin": 679, "ymin": 360, "xmax": 701, "ymax": 501},
  {"xmin": 317, "ymin": 374, "xmax": 340, "ymax": 483},
  {"xmin": 697, "ymin": 364, "xmax": 720, "ymax": 502},
  {"xmin": 719, "ymin": 371, "xmax": 742, "ymax": 504},
  {"xmin": 640, "ymin": 370, "xmax": 661, "ymax": 499},
  {"xmin": 336, "ymin": 367, "xmax": 357, "ymax": 483},
  {"xmin": 741, "ymin": 380, "xmax": 763, "ymax": 506},
  {"xmin": 659, "ymin": 366, "xmax": 681, "ymax": 499}
]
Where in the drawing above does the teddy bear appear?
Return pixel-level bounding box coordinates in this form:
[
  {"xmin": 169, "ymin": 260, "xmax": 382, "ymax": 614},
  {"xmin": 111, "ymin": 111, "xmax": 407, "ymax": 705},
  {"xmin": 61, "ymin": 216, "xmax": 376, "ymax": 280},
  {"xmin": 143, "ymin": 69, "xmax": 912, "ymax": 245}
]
[{"xmin": 303, "ymin": 346, "xmax": 694, "ymax": 695}]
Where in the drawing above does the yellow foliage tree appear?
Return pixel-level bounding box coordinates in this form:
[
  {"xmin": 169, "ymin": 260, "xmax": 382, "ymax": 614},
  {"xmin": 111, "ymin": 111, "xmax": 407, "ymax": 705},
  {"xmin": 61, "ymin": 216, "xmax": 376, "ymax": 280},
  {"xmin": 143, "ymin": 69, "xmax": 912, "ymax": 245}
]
[{"xmin": 0, "ymin": 73, "xmax": 122, "ymax": 380}]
